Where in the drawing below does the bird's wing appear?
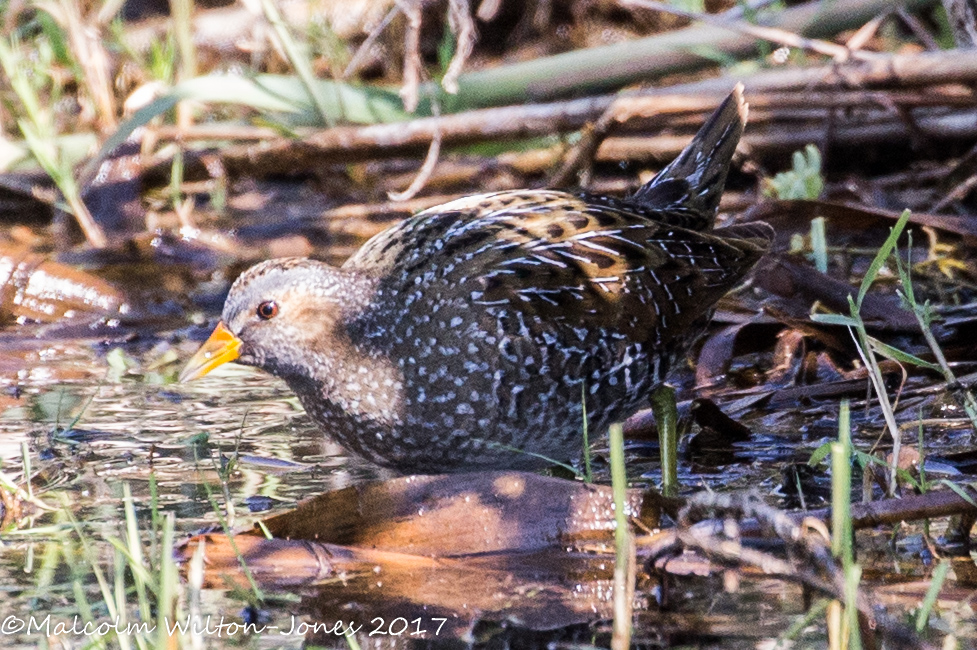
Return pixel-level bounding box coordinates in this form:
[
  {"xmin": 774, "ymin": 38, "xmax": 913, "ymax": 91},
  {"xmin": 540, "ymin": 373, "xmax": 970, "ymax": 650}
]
[{"xmin": 344, "ymin": 191, "xmax": 771, "ymax": 347}]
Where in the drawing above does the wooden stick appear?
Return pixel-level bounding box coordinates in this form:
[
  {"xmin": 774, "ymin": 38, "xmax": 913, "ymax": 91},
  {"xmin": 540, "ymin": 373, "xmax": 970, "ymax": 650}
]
[{"xmin": 217, "ymin": 50, "xmax": 977, "ymax": 177}]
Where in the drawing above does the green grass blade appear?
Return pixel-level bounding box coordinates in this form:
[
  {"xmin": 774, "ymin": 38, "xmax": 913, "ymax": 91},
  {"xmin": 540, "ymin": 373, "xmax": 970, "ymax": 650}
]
[
  {"xmin": 810, "ymin": 313, "xmax": 859, "ymax": 327},
  {"xmin": 808, "ymin": 441, "xmax": 833, "ymax": 466},
  {"xmin": 915, "ymin": 560, "xmax": 950, "ymax": 632},
  {"xmin": 867, "ymin": 336, "xmax": 942, "ymax": 372},
  {"xmin": 252, "ymin": 75, "xmax": 407, "ymax": 123},
  {"xmin": 843, "ymin": 562, "xmax": 863, "ymax": 650},
  {"xmin": 156, "ymin": 512, "xmax": 179, "ymax": 649},
  {"xmin": 810, "ymin": 216, "xmax": 828, "ymax": 273},
  {"xmin": 104, "ymin": 536, "xmax": 159, "ymax": 592},
  {"xmin": 651, "ymin": 385, "xmax": 678, "ymax": 498},
  {"xmin": 581, "ymin": 383, "xmax": 593, "ymax": 484},
  {"xmin": 260, "ymin": 0, "xmax": 336, "ymax": 126},
  {"xmin": 856, "ymin": 209, "xmax": 911, "ymax": 309},
  {"xmin": 82, "ymin": 74, "xmax": 405, "ymax": 186},
  {"xmin": 484, "ymin": 440, "xmax": 581, "ymax": 477},
  {"xmin": 774, "ymin": 598, "xmax": 831, "ymax": 648},
  {"xmin": 832, "ymin": 400, "xmax": 863, "ymax": 650},
  {"xmin": 83, "ymin": 74, "xmax": 303, "ymax": 177},
  {"xmin": 425, "ymin": 0, "xmax": 932, "ymax": 111},
  {"xmin": 122, "ymin": 483, "xmax": 153, "ymax": 622},
  {"xmin": 609, "ymin": 422, "xmax": 632, "ymax": 650},
  {"xmin": 831, "ymin": 401, "xmax": 852, "ymax": 563},
  {"xmin": 937, "ymin": 479, "xmax": 977, "ymax": 507}
]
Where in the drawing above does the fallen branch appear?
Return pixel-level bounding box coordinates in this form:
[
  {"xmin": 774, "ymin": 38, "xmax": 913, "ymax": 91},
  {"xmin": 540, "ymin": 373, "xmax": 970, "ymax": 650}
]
[
  {"xmin": 436, "ymin": 0, "xmax": 937, "ymax": 109},
  {"xmin": 215, "ymin": 49, "xmax": 977, "ymax": 178}
]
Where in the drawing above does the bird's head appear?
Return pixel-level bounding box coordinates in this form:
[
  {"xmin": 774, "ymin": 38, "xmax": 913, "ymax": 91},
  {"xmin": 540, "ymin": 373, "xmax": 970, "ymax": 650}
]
[{"xmin": 179, "ymin": 258, "xmax": 365, "ymax": 383}]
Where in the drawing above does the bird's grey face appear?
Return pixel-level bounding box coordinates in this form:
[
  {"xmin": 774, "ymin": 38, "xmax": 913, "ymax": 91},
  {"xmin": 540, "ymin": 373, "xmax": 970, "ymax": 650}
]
[{"xmin": 179, "ymin": 258, "xmax": 346, "ymax": 382}]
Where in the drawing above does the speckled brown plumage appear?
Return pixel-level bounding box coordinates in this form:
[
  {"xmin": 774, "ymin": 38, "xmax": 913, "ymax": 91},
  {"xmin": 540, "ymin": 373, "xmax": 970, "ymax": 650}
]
[{"xmin": 182, "ymin": 86, "xmax": 773, "ymax": 473}]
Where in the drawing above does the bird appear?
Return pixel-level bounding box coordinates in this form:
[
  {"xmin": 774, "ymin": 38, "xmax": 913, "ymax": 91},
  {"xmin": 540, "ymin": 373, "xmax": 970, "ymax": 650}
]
[{"xmin": 180, "ymin": 85, "xmax": 772, "ymax": 474}]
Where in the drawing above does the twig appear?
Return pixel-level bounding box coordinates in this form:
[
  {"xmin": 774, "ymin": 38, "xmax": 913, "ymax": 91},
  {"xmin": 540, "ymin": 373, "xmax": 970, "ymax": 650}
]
[
  {"xmin": 894, "ymin": 8, "xmax": 942, "ymax": 51},
  {"xmin": 546, "ymin": 101, "xmax": 620, "ymax": 188},
  {"xmin": 799, "ymin": 485, "xmax": 977, "ymax": 530},
  {"xmin": 396, "ymin": 0, "xmax": 423, "ymax": 112},
  {"xmin": 672, "ymin": 492, "xmax": 875, "ymax": 624},
  {"xmin": 42, "ymin": 0, "xmax": 117, "ymax": 132},
  {"xmin": 219, "ymin": 50, "xmax": 977, "ymax": 177},
  {"xmin": 443, "ymin": 0, "xmax": 476, "ymax": 95},
  {"xmin": 597, "ymin": 108, "xmax": 977, "ymax": 163},
  {"xmin": 643, "ymin": 492, "xmax": 940, "ymax": 649},
  {"xmin": 389, "ymin": 98, "xmax": 443, "ymax": 201},
  {"xmin": 643, "ymin": 488, "xmax": 977, "ymax": 549},
  {"xmin": 843, "ymin": 11, "xmax": 891, "ymax": 52},
  {"xmin": 389, "ymin": 75, "xmax": 445, "ymax": 201},
  {"xmin": 476, "ymin": 0, "xmax": 501, "ymax": 21},
  {"xmin": 63, "ymin": 192, "xmax": 108, "ymax": 248},
  {"xmin": 942, "ymin": 0, "xmax": 977, "ymax": 49},
  {"xmin": 343, "ymin": 5, "xmax": 401, "ymax": 80},
  {"xmin": 319, "ymin": 193, "xmax": 467, "ymax": 221},
  {"xmin": 623, "ymin": 0, "xmax": 879, "ymax": 63},
  {"xmin": 152, "ymin": 124, "xmax": 283, "ymax": 141},
  {"xmin": 929, "ymin": 173, "xmax": 977, "ymax": 212},
  {"xmin": 435, "ymin": 0, "xmax": 931, "ymax": 108}
]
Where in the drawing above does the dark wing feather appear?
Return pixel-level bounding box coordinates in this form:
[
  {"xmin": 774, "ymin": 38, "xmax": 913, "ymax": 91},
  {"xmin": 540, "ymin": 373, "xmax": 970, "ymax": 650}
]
[{"xmin": 344, "ymin": 191, "xmax": 771, "ymax": 350}]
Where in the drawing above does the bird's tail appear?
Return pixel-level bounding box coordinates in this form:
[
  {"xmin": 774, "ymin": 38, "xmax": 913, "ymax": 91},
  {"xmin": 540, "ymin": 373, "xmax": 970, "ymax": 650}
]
[{"xmin": 629, "ymin": 83, "xmax": 748, "ymax": 231}]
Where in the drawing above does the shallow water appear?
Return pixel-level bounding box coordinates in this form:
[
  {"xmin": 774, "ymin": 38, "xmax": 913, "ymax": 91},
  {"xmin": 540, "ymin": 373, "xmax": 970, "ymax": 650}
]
[
  {"xmin": 0, "ymin": 326, "xmax": 975, "ymax": 648},
  {"xmin": 0, "ymin": 348, "xmax": 383, "ymax": 649}
]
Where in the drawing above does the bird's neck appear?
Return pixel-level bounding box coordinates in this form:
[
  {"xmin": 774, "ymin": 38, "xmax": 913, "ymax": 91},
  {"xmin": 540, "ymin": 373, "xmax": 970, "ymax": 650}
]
[{"xmin": 283, "ymin": 318, "xmax": 405, "ymax": 433}]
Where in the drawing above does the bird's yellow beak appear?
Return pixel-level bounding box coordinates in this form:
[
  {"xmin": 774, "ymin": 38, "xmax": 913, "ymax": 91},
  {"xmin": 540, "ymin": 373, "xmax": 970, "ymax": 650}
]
[{"xmin": 179, "ymin": 321, "xmax": 242, "ymax": 382}]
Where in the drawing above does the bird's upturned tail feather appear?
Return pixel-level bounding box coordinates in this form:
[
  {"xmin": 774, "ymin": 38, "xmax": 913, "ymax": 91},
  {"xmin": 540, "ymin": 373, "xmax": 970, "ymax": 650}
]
[{"xmin": 629, "ymin": 84, "xmax": 749, "ymax": 232}]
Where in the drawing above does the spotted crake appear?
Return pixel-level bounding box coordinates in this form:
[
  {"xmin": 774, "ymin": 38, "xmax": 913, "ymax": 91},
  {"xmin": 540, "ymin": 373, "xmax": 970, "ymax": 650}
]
[{"xmin": 181, "ymin": 85, "xmax": 772, "ymax": 473}]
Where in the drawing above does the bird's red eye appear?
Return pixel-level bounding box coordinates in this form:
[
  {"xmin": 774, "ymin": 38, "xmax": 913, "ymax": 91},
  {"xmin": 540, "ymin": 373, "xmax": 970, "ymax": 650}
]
[{"xmin": 256, "ymin": 301, "xmax": 279, "ymax": 320}]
